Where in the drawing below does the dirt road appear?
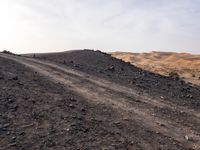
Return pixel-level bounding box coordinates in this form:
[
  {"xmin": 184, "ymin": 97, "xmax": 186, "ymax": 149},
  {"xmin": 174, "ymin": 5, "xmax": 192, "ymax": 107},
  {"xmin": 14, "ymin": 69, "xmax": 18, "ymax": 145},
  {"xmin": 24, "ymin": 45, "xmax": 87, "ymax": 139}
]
[{"xmin": 1, "ymin": 53, "xmax": 200, "ymax": 149}]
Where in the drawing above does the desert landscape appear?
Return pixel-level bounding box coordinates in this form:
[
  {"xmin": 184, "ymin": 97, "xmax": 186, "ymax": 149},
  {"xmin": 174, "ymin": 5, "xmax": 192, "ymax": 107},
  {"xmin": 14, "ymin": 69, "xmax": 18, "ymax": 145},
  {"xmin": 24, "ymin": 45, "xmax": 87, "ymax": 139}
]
[
  {"xmin": 112, "ymin": 51, "xmax": 200, "ymax": 85},
  {"xmin": 0, "ymin": 50, "xmax": 200, "ymax": 150},
  {"xmin": 1, "ymin": 0, "xmax": 200, "ymax": 149}
]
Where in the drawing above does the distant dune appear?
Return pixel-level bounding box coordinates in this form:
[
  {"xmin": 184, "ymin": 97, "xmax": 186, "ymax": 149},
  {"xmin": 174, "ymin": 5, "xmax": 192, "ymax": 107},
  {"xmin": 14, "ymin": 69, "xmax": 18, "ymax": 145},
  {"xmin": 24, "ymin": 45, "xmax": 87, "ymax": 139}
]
[{"xmin": 112, "ymin": 51, "xmax": 200, "ymax": 85}]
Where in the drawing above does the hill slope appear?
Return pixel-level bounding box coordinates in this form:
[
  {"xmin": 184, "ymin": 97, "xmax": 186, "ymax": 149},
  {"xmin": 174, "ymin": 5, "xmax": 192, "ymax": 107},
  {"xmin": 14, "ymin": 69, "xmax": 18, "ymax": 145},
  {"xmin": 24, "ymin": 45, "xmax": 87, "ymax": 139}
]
[
  {"xmin": 112, "ymin": 51, "xmax": 200, "ymax": 85},
  {"xmin": 0, "ymin": 50, "xmax": 200, "ymax": 149}
]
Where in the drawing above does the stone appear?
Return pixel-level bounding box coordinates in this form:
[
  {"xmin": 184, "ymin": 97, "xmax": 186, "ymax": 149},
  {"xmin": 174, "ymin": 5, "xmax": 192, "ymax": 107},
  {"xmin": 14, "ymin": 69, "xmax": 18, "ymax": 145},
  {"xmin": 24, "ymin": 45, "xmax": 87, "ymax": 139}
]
[
  {"xmin": 69, "ymin": 104, "xmax": 74, "ymax": 108},
  {"xmin": 81, "ymin": 108, "xmax": 86, "ymax": 112},
  {"xmin": 12, "ymin": 76, "xmax": 18, "ymax": 80},
  {"xmin": 184, "ymin": 135, "xmax": 189, "ymax": 140}
]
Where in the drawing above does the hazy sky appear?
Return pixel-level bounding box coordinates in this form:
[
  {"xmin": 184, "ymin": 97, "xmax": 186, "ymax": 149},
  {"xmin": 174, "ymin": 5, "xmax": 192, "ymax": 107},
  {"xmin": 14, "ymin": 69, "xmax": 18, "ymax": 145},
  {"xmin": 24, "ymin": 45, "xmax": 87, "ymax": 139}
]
[{"xmin": 0, "ymin": 0, "xmax": 200, "ymax": 54}]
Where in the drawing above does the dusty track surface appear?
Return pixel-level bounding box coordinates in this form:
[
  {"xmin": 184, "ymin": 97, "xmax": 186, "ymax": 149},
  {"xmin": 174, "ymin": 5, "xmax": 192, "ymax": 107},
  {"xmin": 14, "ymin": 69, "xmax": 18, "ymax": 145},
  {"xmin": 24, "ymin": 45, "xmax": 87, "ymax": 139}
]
[{"xmin": 1, "ymin": 51, "xmax": 200, "ymax": 149}]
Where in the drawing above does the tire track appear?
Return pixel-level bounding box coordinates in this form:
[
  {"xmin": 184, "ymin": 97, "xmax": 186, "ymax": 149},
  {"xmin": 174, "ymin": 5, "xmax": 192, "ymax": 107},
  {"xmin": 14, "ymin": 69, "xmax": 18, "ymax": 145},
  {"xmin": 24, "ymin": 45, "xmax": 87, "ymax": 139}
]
[{"xmin": 1, "ymin": 54, "xmax": 200, "ymax": 149}]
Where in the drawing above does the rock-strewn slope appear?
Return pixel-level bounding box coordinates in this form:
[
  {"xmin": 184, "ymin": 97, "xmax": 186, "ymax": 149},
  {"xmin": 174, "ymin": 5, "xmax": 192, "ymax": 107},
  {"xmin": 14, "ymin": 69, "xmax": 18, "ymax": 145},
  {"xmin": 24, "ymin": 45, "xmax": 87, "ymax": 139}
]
[{"xmin": 0, "ymin": 50, "xmax": 200, "ymax": 149}]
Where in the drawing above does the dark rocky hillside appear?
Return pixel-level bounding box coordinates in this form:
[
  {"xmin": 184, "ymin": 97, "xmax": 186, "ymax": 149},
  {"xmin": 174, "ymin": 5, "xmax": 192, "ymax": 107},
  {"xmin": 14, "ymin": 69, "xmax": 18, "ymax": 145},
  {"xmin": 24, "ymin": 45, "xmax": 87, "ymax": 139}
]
[{"xmin": 0, "ymin": 50, "xmax": 199, "ymax": 149}]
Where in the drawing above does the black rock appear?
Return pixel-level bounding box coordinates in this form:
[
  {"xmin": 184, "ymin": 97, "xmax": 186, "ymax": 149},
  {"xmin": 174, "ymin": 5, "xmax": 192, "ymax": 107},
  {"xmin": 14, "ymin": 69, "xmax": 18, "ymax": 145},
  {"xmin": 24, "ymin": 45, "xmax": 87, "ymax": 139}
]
[
  {"xmin": 12, "ymin": 76, "xmax": 18, "ymax": 80},
  {"xmin": 17, "ymin": 82, "xmax": 24, "ymax": 86},
  {"xmin": 105, "ymin": 66, "xmax": 115, "ymax": 72},
  {"xmin": 69, "ymin": 104, "xmax": 75, "ymax": 108},
  {"xmin": 81, "ymin": 108, "xmax": 86, "ymax": 112}
]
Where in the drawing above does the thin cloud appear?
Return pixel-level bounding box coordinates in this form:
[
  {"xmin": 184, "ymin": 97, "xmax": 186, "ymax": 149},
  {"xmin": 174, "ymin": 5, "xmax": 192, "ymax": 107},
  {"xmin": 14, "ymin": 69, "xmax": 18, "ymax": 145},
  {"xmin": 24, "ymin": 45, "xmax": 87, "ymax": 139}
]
[{"xmin": 0, "ymin": 0, "xmax": 199, "ymax": 54}]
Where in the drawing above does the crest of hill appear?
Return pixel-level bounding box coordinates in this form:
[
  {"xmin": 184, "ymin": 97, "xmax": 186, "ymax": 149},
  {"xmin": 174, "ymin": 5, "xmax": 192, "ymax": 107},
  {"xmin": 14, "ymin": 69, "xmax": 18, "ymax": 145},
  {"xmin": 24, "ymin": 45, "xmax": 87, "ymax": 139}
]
[{"xmin": 23, "ymin": 49, "xmax": 200, "ymax": 109}]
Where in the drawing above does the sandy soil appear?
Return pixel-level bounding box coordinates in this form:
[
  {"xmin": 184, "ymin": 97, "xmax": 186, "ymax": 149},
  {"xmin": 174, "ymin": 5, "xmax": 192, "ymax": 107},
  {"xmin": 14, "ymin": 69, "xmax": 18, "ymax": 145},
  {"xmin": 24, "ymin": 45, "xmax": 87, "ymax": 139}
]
[
  {"xmin": 0, "ymin": 50, "xmax": 200, "ymax": 149},
  {"xmin": 112, "ymin": 51, "xmax": 200, "ymax": 85}
]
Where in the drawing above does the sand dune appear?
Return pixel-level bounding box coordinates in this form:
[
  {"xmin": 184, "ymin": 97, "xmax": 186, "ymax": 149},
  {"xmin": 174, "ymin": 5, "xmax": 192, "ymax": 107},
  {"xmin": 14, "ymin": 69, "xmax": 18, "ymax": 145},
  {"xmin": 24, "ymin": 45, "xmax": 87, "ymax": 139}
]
[{"xmin": 112, "ymin": 51, "xmax": 200, "ymax": 85}]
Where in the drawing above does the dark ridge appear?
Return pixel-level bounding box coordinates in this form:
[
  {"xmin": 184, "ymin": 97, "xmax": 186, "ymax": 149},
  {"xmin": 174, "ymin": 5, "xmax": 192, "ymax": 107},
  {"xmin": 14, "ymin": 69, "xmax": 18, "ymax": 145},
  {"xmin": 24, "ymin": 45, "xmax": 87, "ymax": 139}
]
[
  {"xmin": 1, "ymin": 50, "xmax": 15, "ymax": 55},
  {"xmin": 31, "ymin": 49, "xmax": 200, "ymax": 109}
]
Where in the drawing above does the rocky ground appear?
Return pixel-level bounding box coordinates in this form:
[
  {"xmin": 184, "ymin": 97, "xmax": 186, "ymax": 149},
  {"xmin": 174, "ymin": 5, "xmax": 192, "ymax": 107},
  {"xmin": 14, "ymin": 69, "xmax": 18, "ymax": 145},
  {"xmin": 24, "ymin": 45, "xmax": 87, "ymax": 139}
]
[{"xmin": 0, "ymin": 50, "xmax": 200, "ymax": 150}]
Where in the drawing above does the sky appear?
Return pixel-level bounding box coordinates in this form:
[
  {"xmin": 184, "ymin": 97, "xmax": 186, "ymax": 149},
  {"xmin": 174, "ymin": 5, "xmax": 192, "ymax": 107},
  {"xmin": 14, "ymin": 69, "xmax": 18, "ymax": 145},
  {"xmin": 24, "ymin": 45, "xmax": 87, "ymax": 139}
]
[{"xmin": 0, "ymin": 0, "xmax": 200, "ymax": 54}]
